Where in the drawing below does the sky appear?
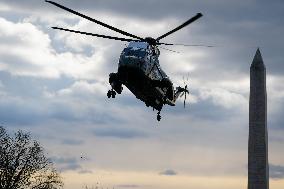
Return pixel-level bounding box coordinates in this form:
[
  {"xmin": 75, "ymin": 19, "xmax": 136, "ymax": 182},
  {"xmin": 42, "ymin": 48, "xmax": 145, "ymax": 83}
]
[{"xmin": 0, "ymin": 0, "xmax": 284, "ymax": 188}]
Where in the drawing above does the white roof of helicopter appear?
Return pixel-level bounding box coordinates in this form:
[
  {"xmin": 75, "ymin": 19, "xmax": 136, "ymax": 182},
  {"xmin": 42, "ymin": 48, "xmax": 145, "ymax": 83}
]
[{"xmin": 127, "ymin": 41, "xmax": 148, "ymax": 49}]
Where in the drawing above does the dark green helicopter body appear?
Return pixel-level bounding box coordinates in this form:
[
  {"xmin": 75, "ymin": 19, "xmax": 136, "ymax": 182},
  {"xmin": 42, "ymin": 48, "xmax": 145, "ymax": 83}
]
[{"xmin": 46, "ymin": 1, "xmax": 206, "ymax": 121}]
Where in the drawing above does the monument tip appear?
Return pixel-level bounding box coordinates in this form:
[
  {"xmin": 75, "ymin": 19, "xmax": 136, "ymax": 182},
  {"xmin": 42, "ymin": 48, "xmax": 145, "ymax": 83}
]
[{"xmin": 251, "ymin": 48, "xmax": 264, "ymax": 68}]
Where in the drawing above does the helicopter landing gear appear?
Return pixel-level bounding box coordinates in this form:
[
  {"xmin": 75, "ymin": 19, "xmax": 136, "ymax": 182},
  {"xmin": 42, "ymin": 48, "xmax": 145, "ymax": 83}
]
[
  {"xmin": 107, "ymin": 89, "xmax": 116, "ymax": 98},
  {"xmin": 157, "ymin": 111, "xmax": 161, "ymax": 121}
]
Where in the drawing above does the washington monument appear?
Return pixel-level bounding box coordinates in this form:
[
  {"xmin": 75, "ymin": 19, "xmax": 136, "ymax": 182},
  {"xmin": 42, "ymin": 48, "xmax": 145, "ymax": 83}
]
[{"xmin": 248, "ymin": 49, "xmax": 269, "ymax": 189}]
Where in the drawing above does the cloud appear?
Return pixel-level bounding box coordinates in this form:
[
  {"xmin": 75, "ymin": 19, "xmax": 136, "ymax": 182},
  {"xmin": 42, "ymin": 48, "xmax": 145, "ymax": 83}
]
[
  {"xmin": 159, "ymin": 169, "xmax": 177, "ymax": 176},
  {"xmin": 46, "ymin": 80, "xmax": 107, "ymax": 98},
  {"xmin": 270, "ymin": 164, "xmax": 284, "ymax": 179},
  {"xmin": 93, "ymin": 127, "xmax": 147, "ymax": 139},
  {"xmin": 61, "ymin": 138, "xmax": 84, "ymax": 146},
  {"xmin": 116, "ymin": 184, "xmax": 141, "ymax": 188},
  {"xmin": 0, "ymin": 16, "xmax": 117, "ymax": 80},
  {"xmin": 198, "ymin": 87, "xmax": 247, "ymax": 109},
  {"xmin": 78, "ymin": 169, "xmax": 93, "ymax": 174},
  {"xmin": 0, "ymin": 17, "xmax": 60, "ymax": 78},
  {"xmin": 51, "ymin": 156, "xmax": 82, "ymax": 172},
  {"xmin": 0, "ymin": 72, "xmax": 127, "ymax": 126}
]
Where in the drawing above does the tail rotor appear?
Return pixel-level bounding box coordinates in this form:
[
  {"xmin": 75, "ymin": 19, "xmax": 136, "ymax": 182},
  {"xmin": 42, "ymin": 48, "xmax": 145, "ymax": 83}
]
[
  {"xmin": 180, "ymin": 75, "xmax": 189, "ymax": 108},
  {"xmin": 180, "ymin": 85, "xmax": 189, "ymax": 108}
]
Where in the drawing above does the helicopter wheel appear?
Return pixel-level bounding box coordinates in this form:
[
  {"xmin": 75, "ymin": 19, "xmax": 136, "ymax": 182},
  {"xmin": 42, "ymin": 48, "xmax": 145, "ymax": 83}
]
[
  {"xmin": 107, "ymin": 90, "xmax": 112, "ymax": 98},
  {"xmin": 111, "ymin": 90, "xmax": 116, "ymax": 98},
  {"xmin": 157, "ymin": 111, "xmax": 161, "ymax": 121}
]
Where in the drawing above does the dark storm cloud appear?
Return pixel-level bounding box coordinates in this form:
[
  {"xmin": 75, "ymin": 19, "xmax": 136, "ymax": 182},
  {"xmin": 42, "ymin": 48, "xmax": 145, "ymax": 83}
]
[
  {"xmin": 93, "ymin": 127, "xmax": 147, "ymax": 139},
  {"xmin": 270, "ymin": 164, "xmax": 284, "ymax": 179},
  {"xmin": 159, "ymin": 169, "xmax": 177, "ymax": 176}
]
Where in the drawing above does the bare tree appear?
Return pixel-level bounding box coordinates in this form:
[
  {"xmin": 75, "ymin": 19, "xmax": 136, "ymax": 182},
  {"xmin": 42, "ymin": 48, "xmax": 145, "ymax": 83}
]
[{"xmin": 0, "ymin": 126, "xmax": 63, "ymax": 189}]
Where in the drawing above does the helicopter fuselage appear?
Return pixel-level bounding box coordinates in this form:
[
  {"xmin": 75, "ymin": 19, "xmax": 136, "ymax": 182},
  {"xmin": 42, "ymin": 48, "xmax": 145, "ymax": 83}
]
[{"xmin": 109, "ymin": 41, "xmax": 175, "ymax": 111}]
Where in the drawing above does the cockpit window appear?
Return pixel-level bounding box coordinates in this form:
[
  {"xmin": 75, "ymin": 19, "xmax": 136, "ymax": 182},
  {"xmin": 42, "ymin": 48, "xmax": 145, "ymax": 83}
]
[
  {"xmin": 123, "ymin": 42, "xmax": 148, "ymax": 58},
  {"xmin": 127, "ymin": 42, "xmax": 148, "ymax": 49}
]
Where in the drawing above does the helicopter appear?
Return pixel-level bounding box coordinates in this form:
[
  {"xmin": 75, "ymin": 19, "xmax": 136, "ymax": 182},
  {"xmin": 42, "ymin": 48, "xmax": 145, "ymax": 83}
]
[{"xmin": 46, "ymin": 0, "xmax": 208, "ymax": 121}]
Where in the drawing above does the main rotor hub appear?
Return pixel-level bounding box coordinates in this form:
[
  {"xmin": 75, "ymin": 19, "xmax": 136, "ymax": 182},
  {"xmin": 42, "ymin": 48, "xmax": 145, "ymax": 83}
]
[{"xmin": 144, "ymin": 37, "xmax": 157, "ymax": 46}]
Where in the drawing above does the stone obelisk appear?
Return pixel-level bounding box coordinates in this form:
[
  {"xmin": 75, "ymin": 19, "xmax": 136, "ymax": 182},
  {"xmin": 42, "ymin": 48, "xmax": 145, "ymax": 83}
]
[{"xmin": 248, "ymin": 48, "xmax": 269, "ymax": 189}]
